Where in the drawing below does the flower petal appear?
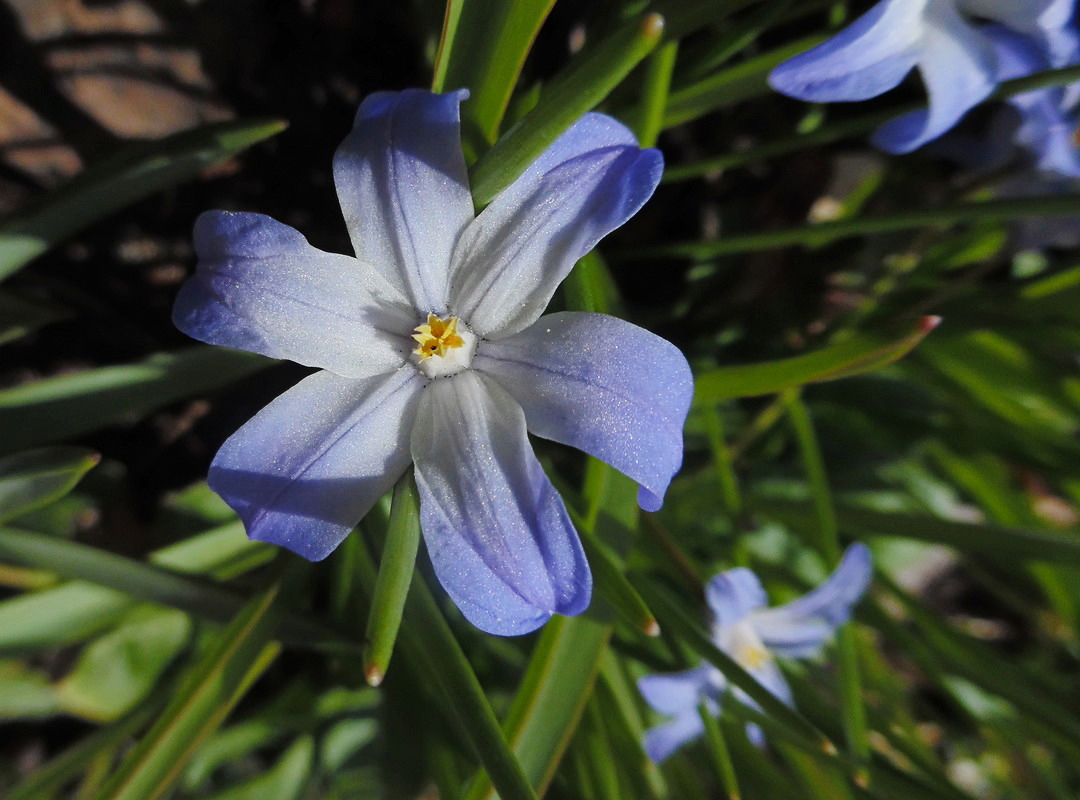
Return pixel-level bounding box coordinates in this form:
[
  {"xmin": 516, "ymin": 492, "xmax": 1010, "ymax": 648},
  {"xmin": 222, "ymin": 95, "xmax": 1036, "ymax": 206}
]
[
  {"xmin": 174, "ymin": 212, "xmax": 415, "ymax": 378},
  {"xmin": 475, "ymin": 312, "xmax": 692, "ymax": 512},
  {"xmin": 448, "ymin": 113, "xmax": 662, "ymax": 338},
  {"xmin": 643, "ymin": 711, "xmax": 706, "ymax": 763},
  {"xmin": 705, "ymin": 567, "xmax": 768, "ymax": 627},
  {"xmin": 209, "ymin": 368, "xmax": 423, "ymax": 561},
  {"xmin": 750, "ymin": 543, "xmax": 872, "ymax": 657},
  {"xmin": 768, "ymin": 0, "xmax": 924, "ymax": 102},
  {"xmin": 333, "ymin": 89, "xmax": 474, "ymax": 314},
  {"xmin": 411, "ymin": 370, "xmax": 590, "ymax": 636},
  {"xmin": 871, "ymin": 5, "xmax": 997, "ymax": 153},
  {"xmin": 638, "ymin": 665, "xmax": 715, "ymax": 715}
]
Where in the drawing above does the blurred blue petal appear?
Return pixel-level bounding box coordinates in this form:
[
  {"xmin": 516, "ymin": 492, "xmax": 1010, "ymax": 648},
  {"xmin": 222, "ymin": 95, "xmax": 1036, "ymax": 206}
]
[
  {"xmin": 643, "ymin": 711, "xmax": 707, "ymax": 763},
  {"xmin": 769, "ymin": 0, "xmax": 923, "ymax": 101},
  {"xmin": 638, "ymin": 665, "xmax": 716, "ymax": 715},
  {"xmin": 751, "ymin": 543, "xmax": 873, "ymax": 657},
  {"xmin": 175, "ymin": 211, "xmax": 413, "ymax": 378},
  {"xmin": 209, "ymin": 369, "xmax": 423, "ymax": 561},
  {"xmin": 333, "ymin": 89, "xmax": 474, "ymax": 314},
  {"xmin": 448, "ymin": 113, "xmax": 663, "ymax": 338},
  {"xmin": 411, "ymin": 371, "xmax": 591, "ymax": 635},
  {"xmin": 705, "ymin": 567, "xmax": 767, "ymax": 626},
  {"xmin": 475, "ymin": 311, "xmax": 692, "ymax": 512}
]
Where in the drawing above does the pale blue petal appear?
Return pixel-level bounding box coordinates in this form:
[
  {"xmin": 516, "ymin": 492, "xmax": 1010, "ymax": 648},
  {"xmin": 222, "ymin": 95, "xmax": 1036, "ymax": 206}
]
[
  {"xmin": 174, "ymin": 211, "xmax": 414, "ymax": 378},
  {"xmin": 750, "ymin": 543, "xmax": 872, "ymax": 658},
  {"xmin": 706, "ymin": 567, "xmax": 767, "ymax": 626},
  {"xmin": 411, "ymin": 370, "xmax": 590, "ymax": 636},
  {"xmin": 643, "ymin": 711, "xmax": 706, "ymax": 763},
  {"xmin": 768, "ymin": 0, "xmax": 923, "ymax": 101},
  {"xmin": 638, "ymin": 665, "xmax": 714, "ymax": 715},
  {"xmin": 872, "ymin": 4, "xmax": 997, "ymax": 153},
  {"xmin": 963, "ymin": 0, "xmax": 1077, "ymax": 65},
  {"xmin": 209, "ymin": 368, "xmax": 424, "ymax": 561},
  {"xmin": 448, "ymin": 113, "xmax": 662, "ymax": 338},
  {"xmin": 474, "ymin": 312, "xmax": 692, "ymax": 512},
  {"xmin": 333, "ymin": 89, "xmax": 474, "ymax": 314}
]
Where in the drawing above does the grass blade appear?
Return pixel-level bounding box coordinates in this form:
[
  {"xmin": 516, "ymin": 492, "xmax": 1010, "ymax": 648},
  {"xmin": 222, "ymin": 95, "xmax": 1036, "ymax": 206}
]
[{"xmin": 0, "ymin": 118, "xmax": 286, "ymax": 280}]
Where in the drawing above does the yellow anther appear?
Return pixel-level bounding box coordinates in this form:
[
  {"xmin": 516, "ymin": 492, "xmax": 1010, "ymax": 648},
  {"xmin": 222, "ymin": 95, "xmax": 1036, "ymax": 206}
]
[{"xmin": 412, "ymin": 313, "xmax": 465, "ymax": 361}]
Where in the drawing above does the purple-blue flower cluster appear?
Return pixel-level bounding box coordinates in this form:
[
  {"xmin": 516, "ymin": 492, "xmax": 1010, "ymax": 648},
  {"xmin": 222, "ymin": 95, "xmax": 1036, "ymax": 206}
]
[
  {"xmin": 638, "ymin": 543, "xmax": 872, "ymax": 762},
  {"xmin": 769, "ymin": 0, "xmax": 1078, "ymax": 154},
  {"xmin": 173, "ymin": 89, "xmax": 693, "ymax": 636}
]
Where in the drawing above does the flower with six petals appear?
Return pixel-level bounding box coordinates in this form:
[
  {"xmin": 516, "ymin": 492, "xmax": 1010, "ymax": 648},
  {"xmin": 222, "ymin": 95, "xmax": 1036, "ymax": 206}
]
[
  {"xmin": 637, "ymin": 543, "xmax": 872, "ymax": 762},
  {"xmin": 172, "ymin": 89, "xmax": 693, "ymax": 636}
]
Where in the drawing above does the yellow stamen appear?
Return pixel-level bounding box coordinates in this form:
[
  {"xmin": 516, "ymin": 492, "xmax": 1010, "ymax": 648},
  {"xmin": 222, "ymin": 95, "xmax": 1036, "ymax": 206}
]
[
  {"xmin": 412, "ymin": 313, "xmax": 465, "ymax": 361},
  {"xmin": 734, "ymin": 641, "xmax": 772, "ymax": 671}
]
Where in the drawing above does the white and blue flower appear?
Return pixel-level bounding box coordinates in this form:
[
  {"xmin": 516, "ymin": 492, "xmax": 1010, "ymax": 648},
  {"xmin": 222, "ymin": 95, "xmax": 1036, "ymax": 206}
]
[
  {"xmin": 638, "ymin": 543, "xmax": 872, "ymax": 762},
  {"xmin": 768, "ymin": 0, "xmax": 1077, "ymax": 153},
  {"xmin": 173, "ymin": 89, "xmax": 693, "ymax": 636}
]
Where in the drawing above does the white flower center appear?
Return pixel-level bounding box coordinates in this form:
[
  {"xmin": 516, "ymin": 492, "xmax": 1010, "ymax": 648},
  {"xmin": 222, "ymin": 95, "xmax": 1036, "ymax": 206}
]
[
  {"xmin": 410, "ymin": 313, "xmax": 477, "ymax": 379},
  {"xmin": 718, "ymin": 619, "xmax": 773, "ymax": 672}
]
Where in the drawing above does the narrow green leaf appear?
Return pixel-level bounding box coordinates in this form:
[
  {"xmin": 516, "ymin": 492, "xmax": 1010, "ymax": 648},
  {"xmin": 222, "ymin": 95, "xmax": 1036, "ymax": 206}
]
[
  {"xmin": 403, "ymin": 557, "xmax": 539, "ymax": 800},
  {"xmin": 663, "ymin": 35, "xmax": 824, "ymax": 128},
  {"xmin": 433, "ymin": 0, "xmax": 555, "ymax": 147},
  {"xmin": 578, "ymin": 525, "xmax": 660, "ymax": 636},
  {"xmin": 698, "ymin": 703, "xmax": 741, "ymax": 800},
  {"xmin": 635, "ymin": 40, "xmax": 679, "ymax": 148},
  {"xmin": 469, "ymin": 12, "xmax": 665, "ymax": 207},
  {"xmin": 7, "ymin": 695, "xmax": 161, "ymax": 800},
  {"xmin": 465, "ymin": 616, "xmax": 611, "ymax": 800},
  {"xmin": 0, "ymin": 347, "xmax": 271, "ymax": 455},
  {"xmin": 0, "ymin": 521, "xmax": 269, "ymax": 654},
  {"xmin": 0, "ymin": 659, "xmax": 61, "ymax": 718},
  {"xmin": 782, "ymin": 389, "xmax": 869, "ymax": 778},
  {"xmin": 0, "ymin": 446, "xmax": 100, "ymax": 522},
  {"xmin": 362, "ymin": 472, "xmax": 421, "ymax": 686},
  {"xmin": 762, "ymin": 499, "xmax": 1080, "ymax": 567},
  {"xmin": 694, "ymin": 318, "xmax": 939, "ymax": 404},
  {"xmin": 0, "ymin": 526, "xmax": 356, "ymax": 654},
  {"xmin": 0, "ymin": 291, "xmax": 67, "ymax": 345},
  {"xmin": 0, "ymin": 118, "xmax": 286, "ymax": 280},
  {"xmin": 203, "ymin": 734, "xmax": 314, "ymax": 800},
  {"xmin": 637, "ymin": 195, "xmax": 1080, "ymax": 260},
  {"xmin": 90, "ymin": 570, "xmax": 289, "ymax": 800}
]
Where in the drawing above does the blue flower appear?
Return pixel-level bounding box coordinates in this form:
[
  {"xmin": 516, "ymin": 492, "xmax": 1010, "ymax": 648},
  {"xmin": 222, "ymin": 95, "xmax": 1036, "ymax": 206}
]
[
  {"xmin": 172, "ymin": 90, "xmax": 692, "ymax": 636},
  {"xmin": 637, "ymin": 543, "xmax": 872, "ymax": 762},
  {"xmin": 768, "ymin": 0, "xmax": 1078, "ymax": 154}
]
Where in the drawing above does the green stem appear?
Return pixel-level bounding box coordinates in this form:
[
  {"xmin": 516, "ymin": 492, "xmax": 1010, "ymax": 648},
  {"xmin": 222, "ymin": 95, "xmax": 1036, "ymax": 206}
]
[{"xmin": 637, "ymin": 40, "xmax": 679, "ymax": 148}]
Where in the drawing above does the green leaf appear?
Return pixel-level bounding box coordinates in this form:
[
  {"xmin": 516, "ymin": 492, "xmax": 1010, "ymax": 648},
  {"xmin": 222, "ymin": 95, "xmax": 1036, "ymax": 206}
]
[
  {"xmin": 638, "ymin": 195, "xmax": 1080, "ymax": 259},
  {"xmin": 762, "ymin": 499, "xmax": 1080, "ymax": 567},
  {"xmin": 464, "ymin": 616, "xmax": 611, "ymax": 800},
  {"xmin": 432, "ymin": 0, "xmax": 556, "ymax": 148},
  {"xmin": 0, "ymin": 446, "xmax": 100, "ymax": 523},
  {"xmin": 469, "ymin": 12, "xmax": 665, "ymax": 207},
  {"xmin": 0, "ymin": 118, "xmax": 286, "ymax": 281},
  {"xmin": 0, "ymin": 346, "xmax": 271, "ymax": 455},
  {"xmin": 0, "ymin": 525, "xmax": 355, "ymax": 654},
  {"xmin": 362, "ymin": 472, "xmax": 421, "ymax": 686},
  {"xmin": 0, "ymin": 291, "xmax": 67, "ymax": 345},
  {"xmin": 56, "ymin": 607, "xmax": 192, "ymax": 721},
  {"xmin": 0, "ymin": 659, "xmax": 61, "ymax": 718},
  {"xmin": 662, "ymin": 35, "xmax": 824, "ymax": 128},
  {"xmin": 694, "ymin": 318, "xmax": 939, "ymax": 404},
  {"xmin": 89, "ymin": 570, "xmax": 288, "ymax": 800},
  {"xmin": 8, "ymin": 697, "xmax": 161, "ymax": 800},
  {"xmin": 203, "ymin": 735, "xmax": 314, "ymax": 800}
]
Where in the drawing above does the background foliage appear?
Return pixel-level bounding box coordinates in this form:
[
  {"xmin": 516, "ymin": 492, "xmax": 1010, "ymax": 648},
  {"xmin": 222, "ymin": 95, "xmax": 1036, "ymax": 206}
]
[{"xmin": 1, "ymin": 1, "xmax": 1079, "ymax": 798}]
